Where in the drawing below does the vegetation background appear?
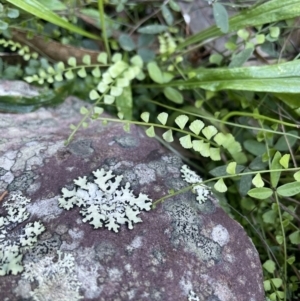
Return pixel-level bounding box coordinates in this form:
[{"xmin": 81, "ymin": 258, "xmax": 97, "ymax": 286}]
[{"xmin": 0, "ymin": 0, "xmax": 300, "ymax": 300}]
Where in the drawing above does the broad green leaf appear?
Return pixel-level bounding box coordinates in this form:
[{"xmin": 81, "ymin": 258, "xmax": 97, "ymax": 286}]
[
  {"xmin": 146, "ymin": 126, "xmax": 155, "ymax": 137},
  {"xmin": 80, "ymin": 106, "xmax": 89, "ymax": 115},
  {"xmin": 119, "ymin": 34, "xmax": 136, "ymax": 51},
  {"xmin": 189, "ymin": 119, "xmax": 204, "ymax": 135},
  {"xmin": 276, "ymin": 235, "xmax": 283, "ymax": 245},
  {"xmin": 56, "ymin": 61, "xmax": 65, "ymax": 72},
  {"xmin": 162, "ymin": 129, "xmax": 174, "ymax": 142},
  {"xmin": 193, "ymin": 140, "xmax": 210, "ymax": 157},
  {"xmin": 178, "ymin": 0, "xmax": 300, "ymax": 50},
  {"xmin": 112, "ymin": 53, "xmax": 122, "ymax": 63},
  {"xmin": 163, "ymin": 87, "xmax": 183, "ymax": 104},
  {"xmin": 209, "ymin": 147, "xmax": 221, "ymax": 161},
  {"xmin": 276, "ymin": 182, "xmax": 300, "ymax": 197},
  {"xmin": 214, "ymin": 178, "xmax": 227, "ymax": 193},
  {"xmin": 6, "ymin": 0, "xmax": 100, "ymax": 40},
  {"xmin": 264, "ymin": 280, "xmax": 271, "ymax": 291},
  {"xmin": 294, "ymin": 170, "xmax": 300, "ymax": 182},
  {"xmin": 70, "ymin": 124, "xmax": 76, "ymax": 130},
  {"xmin": 271, "ymin": 278, "xmax": 282, "ymax": 289},
  {"xmin": 38, "ymin": 0, "xmax": 67, "ymax": 10},
  {"xmin": 179, "ymin": 135, "xmax": 193, "ymax": 149},
  {"xmin": 104, "ymin": 95, "xmax": 115, "ymax": 104},
  {"xmin": 248, "ymin": 187, "xmax": 273, "ymax": 199},
  {"xmin": 77, "ymin": 67, "xmax": 87, "ymax": 78},
  {"xmin": 97, "ymin": 52, "xmax": 108, "ymax": 64},
  {"xmin": 89, "ymin": 89, "xmax": 99, "ymax": 100},
  {"xmin": 68, "ymin": 57, "xmax": 77, "ymax": 67},
  {"xmin": 213, "ymin": 3, "xmax": 229, "ymax": 33},
  {"xmin": 82, "ymin": 122, "xmax": 88, "ymax": 128},
  {"xmin": 214, "ymin": 132, "xmax": 227, "ymax": 146},
  {"xmin": 110, "ymin": 86, "xmax": 123, "ymax": 97},
  {"xmin": 161, "ymin": 5, "xmax": 174, "ymax": 26},
  {"xmin": 243, "ymin": 140, "xmax": 266, "ymax": 156},
  {"xmin": 226, "ymin": 162, "xmax": 236, "ymax": 175},
  {"xmin": 271, "ymin": 151, "xmax": 282, "ymax": 188},
  {"xmin": 116, "ymin": 78, "xmax": 130, "ymax": 88},
  {"xmin": 169, "ymin": 0, "xmax": 180, "ymax": 12},
  {"xmin": 274, "ymin": 130, "xmax": 298, "ymax": 151},
  {"xmin": 202, "ymin": 125, "xmax": 217, "ymax": 140},
  {"xmin": 252, "ymin": 173, "xmax": 264, "ymax": 188},
  {"xmin": 289, "ymin": 230, "xmax": 300, "ymax": 244},
  {"xmin": 229, "ymin": 47, "xmax": 253, "ymax": 68},
  {"xmin": 286, "ymin": 256, "xmax": 295, "ymax": 265},
  {"xmin": 141, "ymin": 112, "xmax": 150, "ymax": 123},
  {"xmin": 157, "ymin": 112, "xmax": 168, "ymax": 125},
  {"xmin": 97, "ymin": 82, "xmax": 109, "ymax": 93},
  {"xmin": 279, "ymin": 154, "xmax": 290, "ymax": 169},
  {"xmin": 150, "ymin": 60, "xmax": 300, "ymax": 93},
  {"xmin": 175, "ymin": 115, "xmax": 189, "ymax": 129},
  {"xmin": 263, "ymin": 260, "xmax": 275, "ymax": 274},
  {"xmin": 162, "ymin": 72, "xmax": 174, "ymax": 83},
  {"xmin": 138, "ymin": 24, "xmax": 168, "ymax": 34},
  {"xmin": 108, "ymin": 61, "xmax": 128, "ymax": 78},
  {"xmin": 147, "ymin": 62, "xmax": 164, "ymax": 84}
]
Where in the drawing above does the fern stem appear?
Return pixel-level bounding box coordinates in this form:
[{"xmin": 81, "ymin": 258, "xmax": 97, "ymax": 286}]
[{"xmin": 98, "ymin": 0, "xmax": 111, "ymax": 62}]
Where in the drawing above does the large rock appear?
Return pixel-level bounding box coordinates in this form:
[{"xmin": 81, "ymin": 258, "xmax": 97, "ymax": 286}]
[{"xmin": 0, "ymin": 81, "xmax": 264, "ymax": 301}]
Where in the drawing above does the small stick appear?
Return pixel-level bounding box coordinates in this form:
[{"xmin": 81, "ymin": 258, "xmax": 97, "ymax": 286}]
[{"xmin": 0, "ymin": 191, "xmax": 8, "ymax": 202}]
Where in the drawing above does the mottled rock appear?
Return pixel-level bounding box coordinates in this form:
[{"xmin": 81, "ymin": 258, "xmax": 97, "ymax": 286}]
[{"xmin": 0, "ymin": 81, "xmax": 264, "ymax": 301}]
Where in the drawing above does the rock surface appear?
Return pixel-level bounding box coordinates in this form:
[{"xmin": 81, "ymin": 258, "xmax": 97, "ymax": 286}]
[{"xmin": 0, "ymin": 81, "xmax": 264, "ymax": 301}]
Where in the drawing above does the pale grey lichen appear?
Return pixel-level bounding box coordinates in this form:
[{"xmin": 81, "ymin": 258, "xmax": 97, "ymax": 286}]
[
  {"xmin": 181, "ymin": 165, "xmax": 210, "ymax": 204},
  {"xmin": 0, "ymin": 192, "xmax": 45, "ymax": 275},
  {"xmin": 58, "ymin": 168, "xmax": 152, "ymax": 232},
  {"xmin": 188, "ymin": 290, "xmax": 200, "ymax": 301},
  {"xmin": 22, "ymin": 250, "xmax": 82, "ymax": 301}
]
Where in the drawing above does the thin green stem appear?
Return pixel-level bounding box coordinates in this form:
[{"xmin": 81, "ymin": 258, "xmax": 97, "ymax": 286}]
[{"xmin": 98, "ymin": 0, "xmax": 111, "ymax": 62}]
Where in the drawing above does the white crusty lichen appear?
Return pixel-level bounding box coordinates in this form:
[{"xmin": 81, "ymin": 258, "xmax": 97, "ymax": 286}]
[
  {"xmin": 188, "ymin": 290, "xmax": 200, "ymax": 301},
  {"xmin": 181, "ymin": 165, "xmax": 210, "ymax": 204},
  {"xmin": 58, "ymin": 168, "xmax": 152, "ymax": 232},
  {"xmin": 0, "ymin": 191, "xmax": 45, "ymax": 276},
  {"xmin": 23, "ymin": 250, "xmax": 82, "ymax": 301}
]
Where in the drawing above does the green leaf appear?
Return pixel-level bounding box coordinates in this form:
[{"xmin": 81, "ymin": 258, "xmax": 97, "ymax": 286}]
[
  {"xmin": 147, "ymin": 62, "xmax": 164, "ymax": 84},
  {"xmin": 123, "ymin": 123, "xmax": 130, "ymax": 133},
  {"xmin": 89, "ymin": 89, "xmax": 99, "ymax": 100},
  {"xmin": 226, "ymin": 162, "xmax": 237, "ymax": 175},
  {"xmin": 243, "ymin": 140, "xmax": 266, "ymax": 156},
  {"xmin": 229, "ymin": 47, "xmax": 254, "ymax": 68},
  {"xmin": 276, "ymin": 182, "xmax": 300, "ymax": 197},
  {"xmin": 161, "ymin": 5, "xmax": 174, "ymax": 26},
  {"xmin": 162, "ymin": 129, "xmax": 174, "ymax": 142},
  {"xmin": 248, "ymin": 187, "xmax": 273, "ymax": 199},
  {"xmin": 274, "ymin": 130, "xmax": 298, "ymax": 151},
  {"xmin": 214, "ymin": 178, "xmax": 227, "ymax": 193},
  {"xmin": 279, "ymin": 154, "xmax": 290, "ymax": 169},
  {"xmin": 264, "ymin": 280, "xmax": 271, "ymax": 291},
  {"xmin": 271, "ymin": 151, "xmax": 282, "ymax": 188},
  {"xmin": 189, "ymin": 119, "xmax": 204, "ymax": 135},
  {"xmin": 119, "ymin": 34, "xmax": 136, "ymax": 51},
  {"xmin": 276, "ymin": 235, "xmax": 283, "ymax": 245},
  {"xmin": 252, "ymin": 173, "xmax": 264, "ymax": 188},
  {"xmin": 209, "ymin": 147, "xmax": 221, "ymax": 161},
  {"xmin": 6, "ymin": 0, "xmax": 100, "ymax": 40},
  {"xmin": 97, "ymin": 52, "xmax": 108, "ymax": 64},
  {"xmin": 97, "ymin": 82, "xmax": 109, "ymax": 93},
  {"xmin": 67, "ymin": 57, "xmax": 76, "ymax": 67},
  {"xmin": 163, "ymin": 87, "xmax": 183, "ymax": 104},
  {"xmin": 56, "ymin": 61, "xmax": 65, "ymax": 72},
  {"xmin": 192, "ymin": 140, "xmax": 210, "ymax": 157},
  {"xmin": 138, "ymin": 24, "xmax": 168, "ymax": 34},
  {"xmin": 141, "ymin": 112, "xmax": 150, "ymax": 123},
  {"xmin": 169, "ymin": 0, "xmax": 180, "ymax": 12},
  {"xmin": 179, "ymin": 135, "xmax": 193, "ymax": 149},
  {"xmin": 80, "ymin": 106, "xmax": 89, "ymax": 115},
  {"xmin": 110, "ymin": 86, "xmax": 123, "ymax": 97},
  {"xmin": 7, "ymin": 8, "xmax": 19, "ymax": 18},
  {"xmin": 289, "ymin": 231, "xmax": 300, "ymax": 244},
  {"xmin": 175, "ymin": 115, "xmax": 189, "ymax": 129},
  {"xmin": 157, "ymin": 112, "xmax": 168, "ymax": 125},
  {"xmin": 286, "ymin": 256, "xmax": 295, "ymax": 265},
  {"xmin": 77, "ymin": 67, "xmax": 87, "ymax": 78},
  {"xmin": 202, "ymin": 125, "xmax": 217, "ymax": 140},
  {"xmin": 130, "ymin": 55, "xmax": 143, "ymax": 68},
  {"xmin": 82, "ymin": 54, "xmax": 91, "ymax": 65},
  {"xmin": 116, "ymin": 86, "xmax": 132, "ymax": 120},
  {"xmin": 263, "ymin": 210, "xmax": 277, "ymax": 224},
  {"xmin": 91, "ymin": 67, "xmax": 101, "ymax": 78},
  {"xmin": 213, "ymin": 3, "xmax": 229, "ymax": 33},
  {"xmin": 94, "ymin": 107, "xmax": 103, "ymax": 115},
  {"xmin": 104, "ymin": 95, "xmax": 115, "ymax": 104},
  {"xmin": 146, "ymin": 126, "xmax": 155, "ymax": 137},
  {"xmin": 294, "ymin": 170, "xmax": 300, "ymax": 182},
  {"xmin": 64, "ymin": 70, "xmax": 74, "ymax": 80},
  {"xmin": 112, "ymin": 53, "xmax": 122, "ymax": 63},
  {"xmin": 116, "ymin": 78, "xmax": 130, "ymax": 88},
  {"xmin": 271, "ymin": 278, "xmax": 282, "ymax": 288},
  {"xmin": 263, "ymin": 260, "xmax": 275, "ymax": 274}
]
